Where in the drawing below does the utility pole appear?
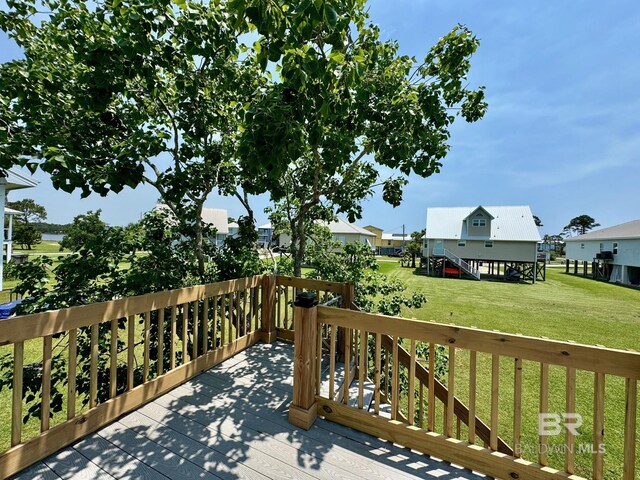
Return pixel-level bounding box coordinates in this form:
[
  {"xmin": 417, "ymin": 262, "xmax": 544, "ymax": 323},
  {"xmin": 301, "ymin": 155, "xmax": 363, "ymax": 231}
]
[{"xmin": 402, "ymin": 224, "xmax": 405, "ymax": 251}]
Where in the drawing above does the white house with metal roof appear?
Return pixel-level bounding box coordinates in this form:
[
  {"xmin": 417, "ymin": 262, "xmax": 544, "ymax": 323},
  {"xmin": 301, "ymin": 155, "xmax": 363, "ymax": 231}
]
[
  {"xmin": 154, "ymin": 205, "xmax": 229, "ymax": 247},
  {"xmin": 565, "ymin": 219, "xmax": 640, "ymax": 286},
  {"xmin": 422, "ymin": 205, "xmax": 542, "ymax": 281},
  {"xmin": 1, "ymin": 169, "xmax": 39, "ymax": 290},
  {"xmin": 274, "ymin": 218, "xmax": 376, "ymax": 251}
]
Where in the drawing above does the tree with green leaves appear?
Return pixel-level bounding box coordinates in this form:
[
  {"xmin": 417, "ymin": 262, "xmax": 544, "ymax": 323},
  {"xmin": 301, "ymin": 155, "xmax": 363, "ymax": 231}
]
[
  {"xmin": 404, "ymin": 229, "xmax": 426, "ymax": 269},
  {"xmin": 0, "ymin": 0, "xmax": 262, "ymax": 279},
  {"xmin": 7, "ymin": 198, "xmax": 47, "ymax": 224},
  {"xmin": 235, "ymin": 1, "xmax": 487, "ymax": 276},
  {"xmin": 563, "ymin": 215, "xmax": 600, "ymax": 237},
  {"xmin": 59, "ymin": 210, "xmax": 108, "ymax": 252},
  {"xmin": 6, "ymin": 198, "xmax": 47, "ymax": 249}
]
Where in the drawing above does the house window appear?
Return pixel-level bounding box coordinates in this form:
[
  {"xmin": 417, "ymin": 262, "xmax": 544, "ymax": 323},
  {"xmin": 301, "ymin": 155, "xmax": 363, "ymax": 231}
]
[
  {"xmin": 458, "ymin": 240, "xmax": 466, "ymax": 247},
  {"xmin": 387, "ymin": 240, "xmax": 392, "ymax": 246},
  {"xmin": 472, "ymin": 219, "xmax": 486, "ymax": 227},
  {"xmin": 484, "ymin": 241, "xmax": 493, "ymax": 248},
  {"xmin": 599, "ymin": 243, "xmax": 604, "ymax": 252},
  {"xmin": 613, "ymin": 242, "xmax": 618, "ymax": 254},
  {"xmin": 581, "ymin": 243, "xmax": 585, "ymax": 249}
]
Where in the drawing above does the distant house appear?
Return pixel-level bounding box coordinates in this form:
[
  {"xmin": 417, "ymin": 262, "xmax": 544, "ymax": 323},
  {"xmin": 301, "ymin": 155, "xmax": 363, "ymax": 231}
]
[
  {"xmin": 154, "ymin": 205, "xmax": 229, "ymax": 247},
  {"xmin": 257, "ymin": 222, "xmax": 274, "ymax": 248},
  {"xmin": 1, "ymin": 169, "xmax": 38, "ymax": 290},
  {"xmin": 325, "ymin": 218, "xmax": 376, "ymax": 250},
  {"xmin": 422, "ymin": 205, "xmax": 542, "ymax": 281},
  {"xmin": 228, "ymin": 222, "xmax": 239, "ymax": 238},
  {"xmin": 363, "ymin": 225, "xmax": 409, "ymax": 255},
  {"xmin": 274, "ymin": 218, "xmax": 376, "ymax": 251},
  {"xmin": 565, "ymin": 219, "xmax": 640, "ymax": 286}
]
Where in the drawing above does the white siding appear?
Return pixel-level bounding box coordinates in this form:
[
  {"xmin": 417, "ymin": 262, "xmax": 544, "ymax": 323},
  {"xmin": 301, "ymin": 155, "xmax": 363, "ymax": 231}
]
[
  {"xmin": 566, "ymin": 238, "xmax": 640, "ymax": 267},
  {"xmin": 429, "ymin": 240, "xmax": 538, "ymax": 262}
]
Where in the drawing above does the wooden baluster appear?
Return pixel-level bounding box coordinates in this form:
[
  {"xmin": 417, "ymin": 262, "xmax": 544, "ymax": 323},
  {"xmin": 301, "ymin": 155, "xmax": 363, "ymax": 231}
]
[
  {"xmin": 514, "ymin": 357, "xmax": 523, "ymax": 457},
  {"xmin": 343, "ymin": 327, "xmax": 351, "ymax": 405},
  {"xmin": 277, "ymin": 285, "xmax": 281, "ymax": 329},
  {"xmin": 41, "ymin": 335, "xmax": 52, "ymax": 432},
  {"xmin": 127, "ymin": 315, "xmax": 135, "ymax": 390},
  {"xmin": 408, "ymin": 340, "xmax": 416, "ymax": 425},
  {"xmin": 419, "ymin": 381, "xmax": 424, "ymax": 428},
  {"xmin": 490, "ymin": 354, "xmax": 499, "ymax": 450},
  {"xmin": 427, "ymin": 342, "xmax": 435, "ymax": 431},
  {"xmin": 234, "ymin": 292, "xmax": 239, "ymax": 340},
  {"xmin": 143, "ymin": 311, "xmax": 150, "ymax": 381},
  {"xmin": 565, "ymin": 367, "xmax": 576, "ymax": 474},
  {"xmin": 11, "ymin": 341, "xmax": 24, "ymax": 446},
  {"xmin": 212, "ymin": 296, "xmax": 218, "ymax": 348},
  {"xmin": 90, "ymin": 323, "xmax": 99, "ymax": 408},
  {"xmin": 243, "ymin": 288, "xmax": 248, "ymax": 336},
  {"xmin": 539, "ymin": 363, "xmax": 549, "ymax": 466},
  {"xmin": 158, "ymin": 308, "xmax": 165, "ymax": 375},
  {"xmin": 387, "ymin": 347, "xmax": 392, "ymax": 401},
  {"xmin": 593, "ymin": 372, "xmax": 605, "ymax": 480},
  {"xmin": 193, "ymin": 301, "xmax": 199, "ymax": 359},
  {"xmin": 446, "ymin": 345, "xmax": 455, "ymax": 436},
  {"xmin": 329, "ymin": 324, "xmax": 337, "ymax": 400},
  {"xmin": 67, "ymin": 329, "xmax": 77, "ymax": 420},
  {"xmin": 284, "ymin": 286, "xmax": 289, "ymax": 329},
  {"xmin": 202, "ymin": 298, "xmax": 208, "ymax": 353},
  {"xmin": 220, "ymin": 296, "xmax": 226, "ymax": 346},
  {"xmin": 248, "ymin": 287, "xmax": 254, "ymax": 332},
  {"xmin": 374, "ymin": 333, "xmax": 381, "ymax": 415},
  {"xmin": 623, "ymin": 378, "xmax": 637, "ymax": 480},
  {"xmin": 109, "ymin": 319, "xmax": 118, "ymax": 398},
  {"xmin": 391, "ymin": 336, "xmax": 399, "ymax": 420},
  {"xmin": 358, "ymin": 330, "xmax": 366, "ymax": 409},
  {"xmin": 170, "ymin": 306, "xmax": 177, "ymax": 370},
  {"xmin": 316, "ymin": 320, "xmax": 322, "ymax": 396},
  {"xmin": 181, "ymin": 303, "xmax": 188, "ymax": 362},
  {"xmin": 468, "ymin": 350, "xmax": 477, "ymax": 444}
]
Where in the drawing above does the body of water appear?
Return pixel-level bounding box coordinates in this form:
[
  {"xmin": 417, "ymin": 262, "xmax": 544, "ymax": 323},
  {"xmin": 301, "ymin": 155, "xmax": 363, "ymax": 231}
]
[{"xmin": 42, "ymin": 234, "xmax": 64, "ymax": 242}]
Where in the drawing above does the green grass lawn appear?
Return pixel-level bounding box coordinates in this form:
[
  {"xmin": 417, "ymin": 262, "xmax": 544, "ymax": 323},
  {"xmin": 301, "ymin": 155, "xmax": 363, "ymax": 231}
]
[
  {"xmin": 377, "ymin": 259, "xmax": 639, "ymax": 479},
  {"xmin": 13, "ymin": 240, "xmax": 69, "ymax": 255}
]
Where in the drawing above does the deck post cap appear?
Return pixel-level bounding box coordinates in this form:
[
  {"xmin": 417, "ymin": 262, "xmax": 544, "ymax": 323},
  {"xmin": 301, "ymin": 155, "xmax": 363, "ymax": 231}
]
[{"xmin": 294, "ymin": 291, "xmax": 318, "ymax": 308}]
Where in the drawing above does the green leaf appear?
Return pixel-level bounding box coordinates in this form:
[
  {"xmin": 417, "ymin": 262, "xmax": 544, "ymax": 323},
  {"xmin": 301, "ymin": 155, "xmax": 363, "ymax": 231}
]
[{"xmin": 323, "ymin": 5, "xmax": 338, "ymax": 30}]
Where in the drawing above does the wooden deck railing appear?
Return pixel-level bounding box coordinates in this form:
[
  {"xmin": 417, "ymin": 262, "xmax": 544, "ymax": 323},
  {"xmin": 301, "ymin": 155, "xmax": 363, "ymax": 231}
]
[
  {"xmin": 0, "ymin": 274, "xmax": 271, "ymax": 478},
  {"xmin": 289, "ymin": 296, "xmax": 640, "ymax": 480}
]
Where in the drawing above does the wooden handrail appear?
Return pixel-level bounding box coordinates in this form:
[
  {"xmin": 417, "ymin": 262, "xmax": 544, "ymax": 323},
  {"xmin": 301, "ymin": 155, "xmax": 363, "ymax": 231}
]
[
  {"xmin": 379, "ymin": 334, "xmax": 513, "ymax": 455},
  {"xmin": 318, "ymin": 307, "xmax": 640, "ymax": 379},
  {"xmin": 0, "ymin": 274, "xmax": 271, "ymax": 479},
  {"xmin": 0, "ymin": 275, "xmax": 264, "ymax": 345}
]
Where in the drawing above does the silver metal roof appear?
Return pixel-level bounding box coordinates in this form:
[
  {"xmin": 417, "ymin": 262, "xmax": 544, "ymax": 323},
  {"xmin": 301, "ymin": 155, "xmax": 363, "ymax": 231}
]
[
  {"xmin": 425, "ymin": 206, "xmax": 541, "ymax": 242},
  {"xmin": 565, "ymin": 219, "xmax": 640, "ymax": 242},
  {"xmin": 323, "ymin": 218, "xmax": 376, "ymax": 236}
]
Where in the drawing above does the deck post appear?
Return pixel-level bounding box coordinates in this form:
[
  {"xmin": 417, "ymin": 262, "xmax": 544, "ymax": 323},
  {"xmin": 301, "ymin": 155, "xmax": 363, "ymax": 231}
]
[
  {"xmin": 260, "ymin": 274, "xmax": 277, "ymax": 343},
  {"xmin": 565, "ymin": 259, "xmax": 569, "ymax": 273},
  {"xmin": 289, "ymin": 292, "xmax": 319, "ymax": 430}
]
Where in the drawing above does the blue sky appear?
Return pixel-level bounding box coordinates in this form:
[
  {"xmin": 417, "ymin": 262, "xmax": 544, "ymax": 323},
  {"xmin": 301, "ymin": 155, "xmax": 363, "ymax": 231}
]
[{"xmin": 2, "ymin": 1, "xmax": 639, "ymax": 236}]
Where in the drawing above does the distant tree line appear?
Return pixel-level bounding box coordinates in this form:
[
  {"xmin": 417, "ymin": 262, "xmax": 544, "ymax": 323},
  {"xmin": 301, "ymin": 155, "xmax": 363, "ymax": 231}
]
[{"xmin": 33, "ymin": 222, "xmax": 70, "ymax": 235}]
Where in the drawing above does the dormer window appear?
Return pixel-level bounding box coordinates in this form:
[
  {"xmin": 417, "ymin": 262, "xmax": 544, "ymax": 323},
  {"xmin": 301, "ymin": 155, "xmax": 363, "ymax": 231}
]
[{"xmin": 472, "ymin": 218, "xmax": 486, "ymax": 227}]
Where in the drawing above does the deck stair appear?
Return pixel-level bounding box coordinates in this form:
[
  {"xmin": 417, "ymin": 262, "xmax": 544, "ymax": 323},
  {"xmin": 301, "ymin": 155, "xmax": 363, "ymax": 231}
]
[{"xmin": 433, "ymin": 247, "xmax": 480, "ymax": 280}]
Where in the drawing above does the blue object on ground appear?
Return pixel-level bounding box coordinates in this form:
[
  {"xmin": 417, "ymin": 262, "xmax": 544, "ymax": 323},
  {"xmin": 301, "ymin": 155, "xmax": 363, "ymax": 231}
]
[{"xmin": 0, "ymin": 299, "xmax": 23, "ymax": 319}]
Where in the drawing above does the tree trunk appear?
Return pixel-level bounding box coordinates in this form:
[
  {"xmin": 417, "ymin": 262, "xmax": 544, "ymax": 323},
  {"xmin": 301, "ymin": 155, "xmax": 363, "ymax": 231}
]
[
  {"xmin": 291, "ymin": 217, "xmax": 306, "ymax": 277},
  {"xmin": 193, "ymin": 202, "xmax": 206, "ymax": 280}
]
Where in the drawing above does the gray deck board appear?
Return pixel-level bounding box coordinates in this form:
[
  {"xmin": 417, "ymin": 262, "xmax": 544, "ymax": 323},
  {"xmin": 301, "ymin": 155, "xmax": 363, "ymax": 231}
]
[{"xmin": 14, "ymin": 341, "xmax": 487, "ymax": 480}]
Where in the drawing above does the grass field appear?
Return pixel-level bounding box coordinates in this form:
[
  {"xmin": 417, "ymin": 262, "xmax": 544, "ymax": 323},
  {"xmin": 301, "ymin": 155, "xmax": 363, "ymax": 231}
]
[{"xmin": 377, "ymin": 259, "xmax": 639, "ymax": 479}]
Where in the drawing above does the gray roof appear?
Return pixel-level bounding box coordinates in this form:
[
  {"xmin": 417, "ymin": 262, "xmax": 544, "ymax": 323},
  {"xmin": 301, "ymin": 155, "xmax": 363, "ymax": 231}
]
[
  {"xmin": 1, "ymin": 168, "xmax": 38, "ymax": 190},
  {"xmin": 258, "ymin": 222, "xmax": 272, "ymax": 230},
  {"xmin": 565, "ymin": 219, "xmax": 640, "ymax": 242},
  {"xmin": 324, "ymin": 218, "xmax": 377, "ymax": 237},
  {"xmin": 154, "ymin": 205, "xmax": 228, "ymax": 234},
  {"xmin": 4, "ymin": 207, "xmax": 22, "ymax": 215},
  {"xmin": 425, "ymin": 206, "xmax": 541, "ymax": 242}
]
